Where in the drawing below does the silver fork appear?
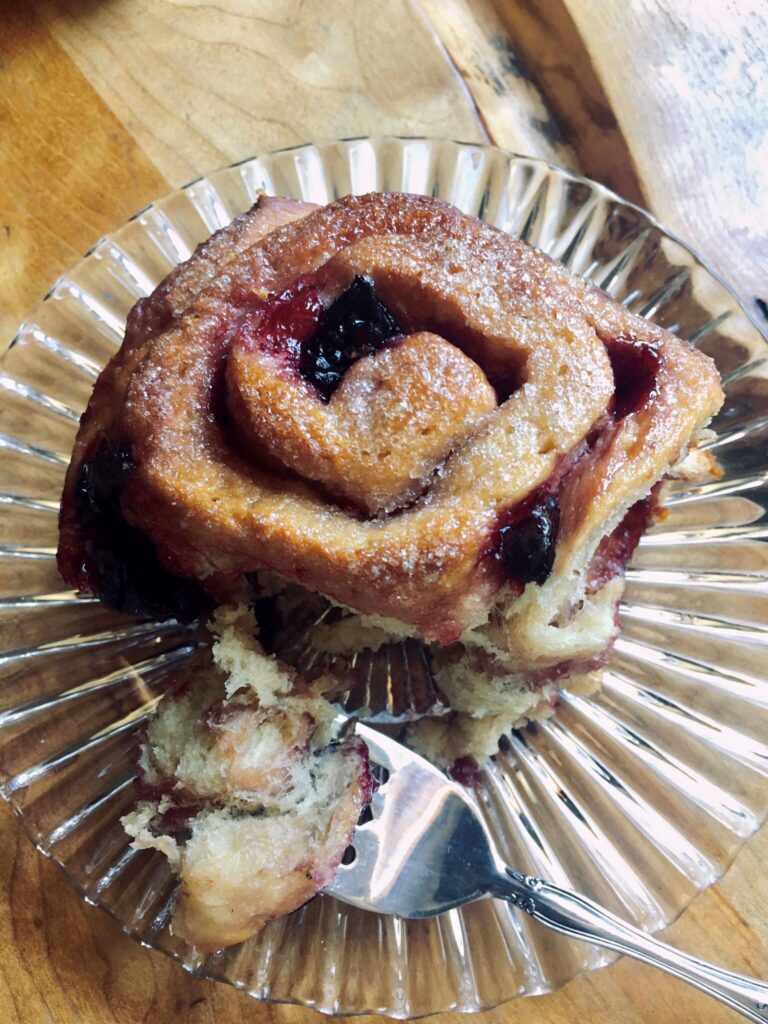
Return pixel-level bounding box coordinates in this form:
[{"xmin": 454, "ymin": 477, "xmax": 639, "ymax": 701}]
[{"xmin": 326, "ymin": 722, "xmax": 768, "ymax": 1023}]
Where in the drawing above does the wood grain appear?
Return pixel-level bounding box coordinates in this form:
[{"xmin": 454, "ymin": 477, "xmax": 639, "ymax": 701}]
[
  {"xmin": 418, "ymin": 0, "xmax": 579, "ymax": 169},
  {"xmin": 37, "ymin": 0, "xmax": 486, "ymax": 187},
  {"xmin": 1, "ymin": 791, "xmax": 766, "ymax": 1024},
  {"xmin": 0, "ymin": 1, "xmax": 168, "ymax": 350},
  {"xmin": 493, "ymin": 0, "xmax": 768, "ymax": 323},
  {"xmin": 1, "ymin": 1, "xmax": 767, "ymax": 1022},
  {"xmin": 427, "ymin": 0, "xmax": 767, "ymax": 321},
  {"xmin": 423, "ymin": 0, "xmax": 644, "ymax": 203}
]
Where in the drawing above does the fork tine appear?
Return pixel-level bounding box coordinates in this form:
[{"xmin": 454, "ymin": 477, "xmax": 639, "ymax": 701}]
[
  {"xmin": 355, "ymin": 722, "xmax": 445, "ymax": 780},
  {"xmin": 325, "ymin": 721, "xmax": 498, "ymax": 918},
  {"xmin": 354, "ymin": 723, "xmax": 398, "ymax": 773}
]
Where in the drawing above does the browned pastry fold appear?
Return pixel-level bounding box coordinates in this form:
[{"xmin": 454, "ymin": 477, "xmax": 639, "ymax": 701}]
[{"xmin": 58, "ymin": 192, "xmax": 723, "ymax": 644}]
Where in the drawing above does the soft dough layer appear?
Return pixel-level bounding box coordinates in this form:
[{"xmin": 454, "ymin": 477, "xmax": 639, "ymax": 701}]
[{"xmin": 122, "ymin": 608, "xmax": 371, "ymax": 951}]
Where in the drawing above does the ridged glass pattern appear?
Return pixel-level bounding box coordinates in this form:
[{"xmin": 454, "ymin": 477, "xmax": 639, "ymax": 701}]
[{"xmin": 1, "ymin": 138, "xmax": 767, "ymax": 1017}]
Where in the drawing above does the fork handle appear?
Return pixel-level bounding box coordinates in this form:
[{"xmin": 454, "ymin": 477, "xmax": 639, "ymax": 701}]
[{"xmin": 492, "ymin": 870, "xmax": 768, "ymax": 1023}]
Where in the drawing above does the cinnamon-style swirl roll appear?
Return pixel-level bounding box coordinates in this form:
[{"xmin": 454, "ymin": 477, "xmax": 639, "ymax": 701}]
[{"xmin": 59, "ymin": 191, "xmax": 722, "ymax": 758}]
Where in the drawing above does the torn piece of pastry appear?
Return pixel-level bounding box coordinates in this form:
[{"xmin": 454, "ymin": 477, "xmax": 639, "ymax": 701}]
[
  {"xmin": 122, "ymin": 607, "xmax": 371, "ymax": 951},
  {"xmin": 59, "ymin": 190, "xmax": 723, "ymax": 770}
]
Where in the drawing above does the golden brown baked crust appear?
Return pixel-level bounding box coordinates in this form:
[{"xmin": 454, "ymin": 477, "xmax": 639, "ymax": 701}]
[
  {"xmin": 229, "ymin": 329, "xmax": 498, "ymax": 515},
  {"xmin": 57, "ymin": 194, "xmax": 318, "ymax": 618},
  {"xmin": 67, "ymin": 194, "xmax": 318, "ymax": 484},
  {"xmin": 58, "ymin": 192, "xmax": 723, "ymax": 645}
]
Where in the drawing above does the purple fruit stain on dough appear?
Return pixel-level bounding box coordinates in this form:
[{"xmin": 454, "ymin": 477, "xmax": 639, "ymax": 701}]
[{"xmin": 449, "ymin": 755, "xmax": 483, "ymax": 786}]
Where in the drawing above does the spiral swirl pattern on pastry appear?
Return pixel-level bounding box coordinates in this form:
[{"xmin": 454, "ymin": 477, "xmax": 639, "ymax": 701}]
[{"xmin": 58, "ymin": 192, "xmax": 723, "ymax": 645}]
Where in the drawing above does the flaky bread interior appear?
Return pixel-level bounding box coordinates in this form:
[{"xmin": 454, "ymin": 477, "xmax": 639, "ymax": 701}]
[{"xmin": 123, "ymin": 608, "xmax": 370, "ymax": 951}]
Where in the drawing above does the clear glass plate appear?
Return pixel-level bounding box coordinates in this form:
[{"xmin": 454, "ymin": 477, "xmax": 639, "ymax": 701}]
[{"xmin": 1, "ymin": 137, "xmax": 767, "ymax": 1017}]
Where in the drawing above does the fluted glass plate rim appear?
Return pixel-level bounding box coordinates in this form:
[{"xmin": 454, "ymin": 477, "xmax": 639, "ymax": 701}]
[
  {"xmin": 9, "ymin": 135, "xmax": 767, "ymax": 354},
  {"xmin": 2, "ymin": 135, "xmax": 767, "ymax": 1018}
]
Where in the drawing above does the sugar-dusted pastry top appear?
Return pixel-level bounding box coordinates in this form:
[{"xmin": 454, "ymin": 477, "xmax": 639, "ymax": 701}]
[{"xmin": 58, "ymin": 191, "xmax": 723, "ymax": 644}]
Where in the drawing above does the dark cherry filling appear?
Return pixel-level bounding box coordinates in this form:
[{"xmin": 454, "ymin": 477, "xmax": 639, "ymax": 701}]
[
  {"xmin": 76, "ymin": 441, "xmax": 133, "ymax": 526},
  {"xmin": 526, "ymin": 646, "xmax": 616, "ymax": 687},
  {"xmin": 605, "ymin": 334, "xmax": 661, "ymax": 419},
  {"xmin": 73, "ymin": 440, "xmax": 208, "ymax": 621},
  {"xmin": 134, "ymin": 770, "xmax": 204, "ymax": 808},
  {"xmin": 494, "ymin": 492, "xmax": 561, "ymax": 587},
  {"xmin": 134, "ymin": 754, "xmax": 216, "ymax": 841},
  {"xmin": 299, "ymin": 275, "xmax": 402, "ymax": 399},
  {"xmin": 239, "ymin": 275, "xmax": 403, "ymax": 400}
]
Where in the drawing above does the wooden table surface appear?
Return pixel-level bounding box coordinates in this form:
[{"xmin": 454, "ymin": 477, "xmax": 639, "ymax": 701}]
[{"xmin": 1, "ymin": 2, "xmax": 767, "ymax": 1021}]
